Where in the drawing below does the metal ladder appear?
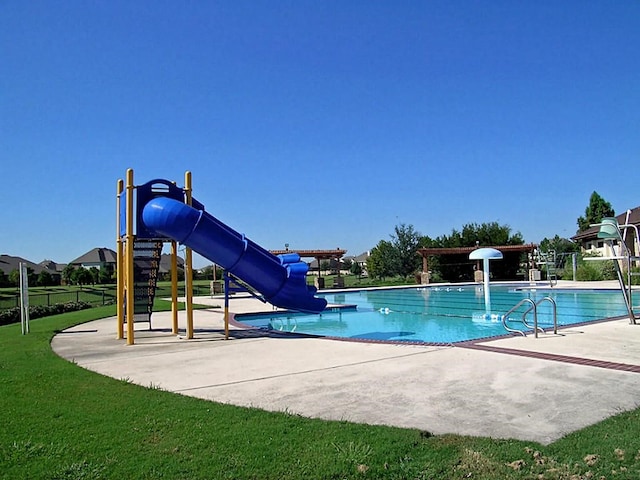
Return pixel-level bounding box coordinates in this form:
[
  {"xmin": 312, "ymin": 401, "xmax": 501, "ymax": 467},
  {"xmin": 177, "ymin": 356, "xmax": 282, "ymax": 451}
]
[
  {"xmin": 502, "ymin": 296, "xmax": 558, "ymax": 337},
  {"xmin": 589, "ymin": 218, "xmax": 640, "ymax": 325},
  {"xmin": 538, "ymin": 249, "xmax": 558, "ymax": 287}
]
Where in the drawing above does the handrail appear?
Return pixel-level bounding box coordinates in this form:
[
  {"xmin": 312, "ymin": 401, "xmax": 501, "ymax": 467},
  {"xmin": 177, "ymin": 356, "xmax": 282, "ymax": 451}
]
[
  {"xmin": 502, "ymin": 298, "xmax": 535, "ymax": 336},
  {"xmin": 534, "ymin": 296, "xmax": 557, "ymax": 338},
  {"xmin": 521, "ymin": 303, "xmax": 545, "ymax": 335},
  {"xmin": 502, "ymin": 296, "xmax": 557, "ymax": 338}
]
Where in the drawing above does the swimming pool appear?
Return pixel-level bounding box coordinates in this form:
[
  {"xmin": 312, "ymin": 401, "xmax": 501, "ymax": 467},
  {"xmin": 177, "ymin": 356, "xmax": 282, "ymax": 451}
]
[{"xmin": 237, "ymin": 285, "xmax": 630, "ymax": 344}]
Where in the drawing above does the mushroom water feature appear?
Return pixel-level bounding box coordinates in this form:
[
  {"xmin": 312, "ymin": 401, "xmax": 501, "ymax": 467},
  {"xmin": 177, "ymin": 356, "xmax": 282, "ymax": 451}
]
[{"xmin": 469, "ymin": 247, "xmax": 503, "ymax": 312}]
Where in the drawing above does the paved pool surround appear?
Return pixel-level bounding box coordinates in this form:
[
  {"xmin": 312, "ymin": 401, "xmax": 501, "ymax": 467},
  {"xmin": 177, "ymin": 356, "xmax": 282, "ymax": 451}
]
[{"xmin": 52, "ymin": 281, "xmax": 640, "ymax": 445}]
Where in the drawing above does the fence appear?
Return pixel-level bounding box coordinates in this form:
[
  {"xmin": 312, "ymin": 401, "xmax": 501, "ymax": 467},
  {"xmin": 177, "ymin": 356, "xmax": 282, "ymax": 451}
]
[{"xmin": 0, "ymin": 284, "xmax": 213, "ymax": 312}]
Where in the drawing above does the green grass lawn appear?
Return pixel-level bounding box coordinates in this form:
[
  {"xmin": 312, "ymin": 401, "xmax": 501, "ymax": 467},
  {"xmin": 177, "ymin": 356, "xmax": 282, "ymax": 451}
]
[{"xmin": 1, "ymin": 306, "xmax": 640, "ymax": 478}]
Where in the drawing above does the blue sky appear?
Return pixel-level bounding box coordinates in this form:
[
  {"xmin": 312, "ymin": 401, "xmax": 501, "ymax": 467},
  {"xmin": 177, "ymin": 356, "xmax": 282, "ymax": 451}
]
[{"xmin": 2, "ymin": 1, "xmax": 639, "ymax": 268}]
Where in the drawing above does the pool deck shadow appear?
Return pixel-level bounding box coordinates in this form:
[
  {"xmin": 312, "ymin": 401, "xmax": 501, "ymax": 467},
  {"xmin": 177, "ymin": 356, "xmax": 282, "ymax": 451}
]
[{"xmin": 52, "ymin": 284, "xmax": 640, "ymax": 446}]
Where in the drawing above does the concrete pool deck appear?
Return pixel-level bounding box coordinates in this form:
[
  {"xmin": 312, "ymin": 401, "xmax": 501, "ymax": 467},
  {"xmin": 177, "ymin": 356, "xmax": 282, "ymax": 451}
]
[{"xmin": 51, "ymin": 281, "xmax": 640, "ymax": 445}]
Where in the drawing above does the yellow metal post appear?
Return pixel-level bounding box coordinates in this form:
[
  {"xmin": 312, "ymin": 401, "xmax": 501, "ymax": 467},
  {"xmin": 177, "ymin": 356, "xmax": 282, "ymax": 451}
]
[
  {"xmin": 224, "ymin": 272, "xmax": 230, "ymax": 340},
  {"xmin": 171, "ymin": 240, "xmax": 179, "ymax": 334},
  {"xmin": 184, "ymin": 171, "xmax": 194, "ymax": 339},
  {"xmin": 125, "ymin": 168, "xmax": 135, "ymax": 345},
  {"xmin": 116, "ymin": 179, "xmax": 124, "ymax": 340}
]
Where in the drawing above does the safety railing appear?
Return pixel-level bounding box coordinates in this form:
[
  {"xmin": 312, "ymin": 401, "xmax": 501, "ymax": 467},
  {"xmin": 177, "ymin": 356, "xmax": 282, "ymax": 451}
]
[{"xmin": 502, "ymin": 296, "xmax": 557, "ymax": 338}]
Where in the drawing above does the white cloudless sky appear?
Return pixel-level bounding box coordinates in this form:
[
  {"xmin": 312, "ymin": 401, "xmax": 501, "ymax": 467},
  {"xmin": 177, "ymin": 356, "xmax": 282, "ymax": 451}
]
[{"xmin": 1, "ymin": 1, "xmax": 639, "ymax": 267}]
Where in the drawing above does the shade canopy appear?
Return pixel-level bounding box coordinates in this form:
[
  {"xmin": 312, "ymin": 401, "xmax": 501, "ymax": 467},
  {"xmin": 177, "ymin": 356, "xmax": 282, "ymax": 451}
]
[{"xmin": 469, "ymin": 247, "xmax": 503, "ymax": 261}]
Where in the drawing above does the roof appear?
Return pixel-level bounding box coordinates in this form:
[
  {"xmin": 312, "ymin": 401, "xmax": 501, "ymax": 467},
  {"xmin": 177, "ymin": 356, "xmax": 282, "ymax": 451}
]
[
  {"xmin": 39, "ymin": 259, "xmax": 66, "ymax": 272},
  {"xmin": 158, "ymin": 254, "xmax": 185, "ymax": 273},
  {"xmin": 417, "ymin": 244, "xmax": 537, "ymax": 257},
  {"xmin": 0, "ymin": 255, "xmax": 57, "ymax": 275},
  {"xmin": 269, "ymin": 249, "xmax": 347, "ymax": 260},
  {"xmin": 571, "ymin": 206, "xmax": 640, "ymax": 241},
  {"xmin": 69, "ymin": 247, "xmax": 118, "ymax": 265}
]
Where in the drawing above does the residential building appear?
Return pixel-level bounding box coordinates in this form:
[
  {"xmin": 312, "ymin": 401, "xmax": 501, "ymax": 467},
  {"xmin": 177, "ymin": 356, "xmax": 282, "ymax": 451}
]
[{"xmin": 571, "ymin": 207, "xmax": 640, "ymax": 259}]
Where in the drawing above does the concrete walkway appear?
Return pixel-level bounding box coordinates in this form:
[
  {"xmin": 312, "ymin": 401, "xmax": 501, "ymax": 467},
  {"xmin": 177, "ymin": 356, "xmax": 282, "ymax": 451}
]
[{"xmin": 52, "ymin": 283, "xmax": 640, "ymax": 445}]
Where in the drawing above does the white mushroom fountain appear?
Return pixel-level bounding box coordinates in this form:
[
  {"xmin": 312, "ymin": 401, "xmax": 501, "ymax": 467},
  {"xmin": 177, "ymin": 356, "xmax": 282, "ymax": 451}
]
[{"xmin": 469, "ymin": 247, "xmax": 503, "ymax": 312}]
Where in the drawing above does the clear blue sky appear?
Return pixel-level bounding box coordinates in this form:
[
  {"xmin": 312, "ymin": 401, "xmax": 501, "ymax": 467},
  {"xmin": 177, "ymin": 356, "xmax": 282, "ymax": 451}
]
[{"xmin": 2, "ymin": 1, "xmax": 639, "ymax": 268}]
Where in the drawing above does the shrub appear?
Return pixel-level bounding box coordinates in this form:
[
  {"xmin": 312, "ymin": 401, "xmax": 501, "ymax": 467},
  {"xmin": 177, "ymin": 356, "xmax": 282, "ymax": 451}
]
[
  {"xmin": 575, "ymin": 263, "xmax": 603, "ymax": 281},
  {"xmin": 0, "ymin": 302, "xmax": 93, "ymax": 326}
]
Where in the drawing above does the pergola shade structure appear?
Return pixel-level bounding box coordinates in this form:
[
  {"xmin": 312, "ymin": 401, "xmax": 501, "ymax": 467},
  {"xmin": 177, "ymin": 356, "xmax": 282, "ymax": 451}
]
[{"xmin": 416, "ymin": 244, "xmax": 538, "ymax": 283}]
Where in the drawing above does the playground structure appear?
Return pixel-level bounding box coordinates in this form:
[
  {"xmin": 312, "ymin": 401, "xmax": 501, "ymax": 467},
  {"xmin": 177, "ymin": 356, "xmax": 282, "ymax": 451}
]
[{"xmin": 116, "ymin": 169, "xmax": 327, "ymax": 345}]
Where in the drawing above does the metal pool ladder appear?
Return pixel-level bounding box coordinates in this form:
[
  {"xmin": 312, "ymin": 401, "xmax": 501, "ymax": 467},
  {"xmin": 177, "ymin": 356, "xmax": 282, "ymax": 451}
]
[{"xmin": 502, "ymin": 297, "xmax": 557, "ymax": 338}]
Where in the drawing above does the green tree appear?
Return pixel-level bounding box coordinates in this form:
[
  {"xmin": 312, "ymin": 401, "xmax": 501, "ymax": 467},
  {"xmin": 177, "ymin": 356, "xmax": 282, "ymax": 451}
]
[
  {"xmin": 319, "ymin": 260, "xmax": 330, "ymax": 273},
  {"xmin": 37, "ymin": 270, "xmax": 56, "ymax": 287},
  {"xmin": 62, "ymin": 264, "xmax": 76, "ymax": 285},
  {"xmin": 577, "ymin": 191, "xmax": 615, "ymax": 233},
  {"xmin": 367, "ymin": 240, "xmax": 398, "ymax": 280},
  {"xmin": 8, "ymin": 267, "xmax": 35, "ymax": 287},
  {"xmin": 8, "ymin": 269, "xmax": 20, "ymax": 287},
  {"xmin": 342, "ymin": 258, "xmax": 353, "ymax": 271},
  {"xmin": 73, "ymin": 268, "xmax": 94, "ymax": 287},
  {"xmin": 89, "ymin": 267, "xmax": 100, "ymax": 285},
  {"xmin": 539, "ymin": 235, "xmax": 580, "ymax": 256},
  {"xmin": 391, "ymin": 223, "xmax": 422, "ymax": 279},
  {"xmin": 350, "ymin": 261, "xmax": 363, "ymax": 279},
  {"xmin": 431, "ymin": 222, "xmax": 524, "ymax": 281},
  {"xmin": 99, "ymin": 265, "xmax": 113, "ymax": 284}
]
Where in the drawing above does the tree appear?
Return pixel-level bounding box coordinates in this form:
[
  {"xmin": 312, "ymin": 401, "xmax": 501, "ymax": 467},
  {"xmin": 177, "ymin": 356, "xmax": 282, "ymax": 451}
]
[
  {"xmin": 8, "ymin": 269, "xmax": 20, "ymax": 287},
  {"xmin": 73, "ymin": 268, "xmax": 94, "ymax": 287},
  {"xmin": 539, "ymin": 235, "xmax": 580, "ymax": 256},
  {"xmin": 319, "ymin": 260, "xmax": 331, "ymax": 273},
  {"xmin": 37, "ymin": 270, "xmax": 56, "ymax": 287},
  {"xmin": 367, "ymin": 240, "xmax": 398, "ymax": 280},
  {"xmin": 62, "ymin": 264, "xmax": 76, "ymax": 285},
  {"xmin": 99, "ymin": 265, "xmax": 114, "ymax": 284},
  {"xmin": 440, "ymin": 222, "xmax": 524, "ymax": 247},
  {"xmin": 8, "ymin": 267, "xmax": 35, "ymax": 287},
  {"xmin": 342, "ymin": 258, "xmax": 353, "ymax": 271},
  {"xmin": 350, "ymin": 261, "xmax": 363, "ymax": 279},
  {"xmin": 391, "ymin": 223, "xmax": 422, "ymax": 279},
  {"xmin": 89, "ymin": 267, "xmax": 100, "ymax": 285},
  {"xmin": 430, "ymin": 222, "xmax": 525, "ymax": 281},
  {"xmin": 577, "ymin": 191, "xmax": 614, "ymax": 233}
]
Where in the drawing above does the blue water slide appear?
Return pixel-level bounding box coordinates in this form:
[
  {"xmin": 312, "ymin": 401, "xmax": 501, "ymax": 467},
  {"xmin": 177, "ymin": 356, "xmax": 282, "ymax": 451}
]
[{"xmin": 141, "ymin": 196, "xmax": 327, "ymax": 313}]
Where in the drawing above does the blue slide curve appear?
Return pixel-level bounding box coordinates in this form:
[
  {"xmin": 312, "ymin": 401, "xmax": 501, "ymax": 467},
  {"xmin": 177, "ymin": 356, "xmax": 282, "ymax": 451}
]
[{"xmin": 141, "ymin": 196, "xmax": 327, "ymax": 313}]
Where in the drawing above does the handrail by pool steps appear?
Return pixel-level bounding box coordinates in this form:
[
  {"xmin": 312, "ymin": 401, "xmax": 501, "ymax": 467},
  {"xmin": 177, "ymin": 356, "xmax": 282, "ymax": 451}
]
[{"xmin": 502, "ymin": 296, "xmax": 557, "ymax": 338}]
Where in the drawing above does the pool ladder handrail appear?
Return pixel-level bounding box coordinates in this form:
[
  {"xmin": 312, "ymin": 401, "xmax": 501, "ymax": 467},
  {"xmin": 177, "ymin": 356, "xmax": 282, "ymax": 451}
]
[
  {"xmin": 272, "ymin": 316, "xmax": 298, "ymax": 332},
  {"xmin": 502, "ymin": 296, "xmax": 557, "ymax": 338}
]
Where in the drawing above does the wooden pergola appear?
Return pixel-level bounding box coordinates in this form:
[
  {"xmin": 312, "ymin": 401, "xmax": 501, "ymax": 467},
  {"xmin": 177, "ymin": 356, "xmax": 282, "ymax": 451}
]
[
  {"xmin": 270, "ymin": 248, "xmax": 347, "ymax": 288},
  {"xmin": 416, "ymin": 244, "xmax": 538, "ymax": 283}
]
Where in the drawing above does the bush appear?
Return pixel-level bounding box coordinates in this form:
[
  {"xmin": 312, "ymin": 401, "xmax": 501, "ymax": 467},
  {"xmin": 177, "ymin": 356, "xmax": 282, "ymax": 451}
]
[
  {"xmin": 575, "ymin": 263, "xmax": 603, "ymax": 281},
  {"xmin": 0, "ymin": 302, "xmax": 93, "ymax": 326}
]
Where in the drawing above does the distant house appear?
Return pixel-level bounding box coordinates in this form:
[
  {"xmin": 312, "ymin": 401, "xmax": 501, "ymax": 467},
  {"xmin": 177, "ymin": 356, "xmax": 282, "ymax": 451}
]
[
  {"xmin": 69, "ymin": 247, "xmax": 118, "ymax": 270},
  {"xmin": 158, "ymin": 254, "xmax": 185, "ymax": 273},
  {"xmin": 0, "ymin": 255, "xmax": 56, "ymax": 276},
  {"xmin": 343, "ymin": 251, "xmax": 370, "ymax": 274},
  {"xmin": 571, "ymin": 207, "xmax": 640, "ymax": 258},
  {"xmin": 69, "ymin": 247, "xmax": 184, "ymax": 275},
  {"xmin": 39, "ymin": 259, "xmax": 66, "ymax": 274},
  {"xmin": 0, "ymin": 255, "xmax": 62, "ymax": 285}
]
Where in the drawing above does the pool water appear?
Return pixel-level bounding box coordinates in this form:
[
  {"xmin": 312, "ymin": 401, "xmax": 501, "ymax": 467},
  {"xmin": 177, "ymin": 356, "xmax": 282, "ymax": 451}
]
[{"xmin": 237, "ymin": 285, "xmax": 629, "ymax": 344}]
